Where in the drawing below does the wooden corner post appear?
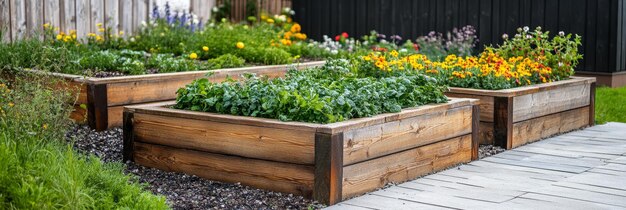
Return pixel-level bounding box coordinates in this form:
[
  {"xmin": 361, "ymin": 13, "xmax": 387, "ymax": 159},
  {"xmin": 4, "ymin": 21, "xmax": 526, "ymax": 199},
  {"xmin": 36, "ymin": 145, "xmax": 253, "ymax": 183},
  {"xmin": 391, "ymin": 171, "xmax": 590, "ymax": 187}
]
[
  {"xmin": 314, "ymin": 132, "xmax": 343, "ymax": 205},
  {"xmin": 493, "ymin": 96, "xmax": 513, "ymax": 150},
  {"xmin": 589, "ymin": 82, "xmax": 596, "ymax": 126},
  {"xmin": 471, "ymin": 105, "xmax": 480, "ymax": 160},
  {"xmin": 87, "ymin": 83, "xmax": 108, "ymax": 131},
  {"xmin": 122, "ymin": 111, "xmax": 135, "ymax": 162}
]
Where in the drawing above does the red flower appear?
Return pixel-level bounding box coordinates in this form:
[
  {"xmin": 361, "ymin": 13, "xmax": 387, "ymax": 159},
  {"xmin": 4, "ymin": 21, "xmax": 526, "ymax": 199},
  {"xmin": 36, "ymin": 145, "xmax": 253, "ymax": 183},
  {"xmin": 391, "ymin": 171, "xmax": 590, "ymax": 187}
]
[
  {"xmin": 341, "ymin": 32, "xmax": 348, "ymax": 38},
  {"xmin": 335, "ymin": 35, "xmax": 341, "ymax": 41},
  {"xmin": 413, "ymin": 43, "xmax": 420, "ymax": 51}
]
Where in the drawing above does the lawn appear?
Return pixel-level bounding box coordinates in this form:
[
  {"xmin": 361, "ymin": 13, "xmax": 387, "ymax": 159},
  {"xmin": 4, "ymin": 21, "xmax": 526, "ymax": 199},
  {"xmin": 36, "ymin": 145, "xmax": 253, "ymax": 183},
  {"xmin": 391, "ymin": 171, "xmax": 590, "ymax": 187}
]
[{"xmin": 595, "ymin": 86, "xmax": 626, "ymax": 124}]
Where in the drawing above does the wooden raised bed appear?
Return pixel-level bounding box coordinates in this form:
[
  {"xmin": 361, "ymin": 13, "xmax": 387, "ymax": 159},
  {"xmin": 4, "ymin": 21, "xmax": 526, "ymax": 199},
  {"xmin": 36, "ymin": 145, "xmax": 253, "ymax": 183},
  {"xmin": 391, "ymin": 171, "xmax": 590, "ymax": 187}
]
[
  {"xmin": 122, "ymin": 98, "xmax": 480, "ymax": 205},
  {"xmin": 446, "ymin": 77, "xmax": 596, "ymax": 149},
  {"xmin": 48, "ymin": 61, "xmax": 324, "ymax": 131}
]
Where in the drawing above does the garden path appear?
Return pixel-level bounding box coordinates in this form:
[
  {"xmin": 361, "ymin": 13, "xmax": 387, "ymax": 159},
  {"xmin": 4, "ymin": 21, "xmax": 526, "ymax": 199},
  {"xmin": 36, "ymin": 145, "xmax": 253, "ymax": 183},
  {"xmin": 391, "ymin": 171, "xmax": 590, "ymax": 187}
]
[{"xmin": 327, "ymin": 122, "xmax": 626, "ymax": 210}]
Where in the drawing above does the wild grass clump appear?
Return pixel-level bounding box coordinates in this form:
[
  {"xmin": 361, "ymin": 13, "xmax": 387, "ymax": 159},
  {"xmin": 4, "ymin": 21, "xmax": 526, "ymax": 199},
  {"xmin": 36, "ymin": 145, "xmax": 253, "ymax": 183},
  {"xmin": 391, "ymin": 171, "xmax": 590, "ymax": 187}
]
[{"xmin": 0, "ymin": 72, "xmax": 168, "ymax": 209}]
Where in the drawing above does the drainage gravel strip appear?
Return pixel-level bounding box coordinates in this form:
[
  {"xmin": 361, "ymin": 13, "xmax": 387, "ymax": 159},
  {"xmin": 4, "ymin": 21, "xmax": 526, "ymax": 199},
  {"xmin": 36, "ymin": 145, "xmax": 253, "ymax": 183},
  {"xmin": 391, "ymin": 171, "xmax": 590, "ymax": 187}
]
[{"xmin": 66, "ymin": 124, "xmax": 504, "ymax": 209}]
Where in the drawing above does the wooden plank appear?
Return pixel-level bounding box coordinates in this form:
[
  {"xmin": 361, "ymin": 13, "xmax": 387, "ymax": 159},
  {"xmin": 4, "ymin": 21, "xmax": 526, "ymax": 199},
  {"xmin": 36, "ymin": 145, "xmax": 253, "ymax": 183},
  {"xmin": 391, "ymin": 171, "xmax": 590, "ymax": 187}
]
[
  {"xmin": 90, "ymin": 0, "xmax": 104, "ymax": 34},
  {"xmin": 399, "ymin": 181, "xmax": 521, "ymax": 203},
  {"xmin": 10, "ymin": 0, "xmax": 26, "ymax": 40},
  {"xmin": 589, "ymin": 82, "xmax": 595, "ymax": 126},
  {"xmin": 314, "ymin": 132, "xmax": 343, "ymax": 205},
  {"xmin": 61, "ymin": 0, "xmax": 77, "ymax": 33},
  {"xmin": 523, "ymin": 186, "xmax": 626, "ymax": 207},
  {"xmin": 339, "ymin": 194, "xmax": 451, "ymax": 210},
  {"xmin": 133, "ymin": 0, "xmax": 147, "ymax": 33},
  {"xmin": 478, "ymin": 121, "xmax": 494, "ymax": 145},
  {"xmin": 133, "ymin": 142, "xmax": 315, "ymax": 196},
  {"xmin": 122, "ymin": 111, "xmax": 134, "ymax": 161},
  {"xmin": 69, "ymin": 104, "xmax": 87, "ymax": 124},
  {"xmin": 0, "ymin": 0, "xmax": 10, "ymax": 42},
  {"xmin": 104, "ymin": 0, "xmax": 119, "ymax": 34},
  {"xmin": 481, "ymin": 156, "xmax": 590, "ymax": 174},
  {"xmin": 493, "ymin": 96, "xmax": 513, "ymax": 149},
  {"xmin": 342, "ymin": 105, "xmax": 473, "ymax": 165},
  {"xmin": 75, "ymin": 0, "xmax": 89, "ymax": 38},
  {"xmin": 512, "ymin": 82, "xmax": 591, "ymax": 122},
  {"xmin": 119, "ymin": 0, "xmax": 132, "ymax": 36},
  {"xmin": 43, "ymin": 0, "xmax": 61, "ymax": 32},
  {"xmin": 445, "ymin": 92, "xmax": 494, "ymax": 122},
  {"xmin": 25, "ymin": 0, "xmax": 43, "ymax": 38},
  {"xmin": 87, "ymin": 83, "xmax": 108, "ymax": 131},
  {"xmin": 106, "ymin": 105, "xmax": 124, "ymax": 128},
  {"xmin": 370, "ymin": 186, "xmax": 496, "ymax": 209},
  {"xmin": 471, "ymin": 105, "xmax": 480, "ymax": 160},
  {"xmin": 511, "ymin": 106, "xmax": 590, "ymax": 148},
  {"xmin": 133, "ymin": 112, "xmax": 316, "ymax": 165},
  {"xmin": 447, "ymin": 77, "xmax": 595, "ymax": 98},
  {"xmin": 342, "ymin": 134, "xmax": 472, "ymax": 199}
]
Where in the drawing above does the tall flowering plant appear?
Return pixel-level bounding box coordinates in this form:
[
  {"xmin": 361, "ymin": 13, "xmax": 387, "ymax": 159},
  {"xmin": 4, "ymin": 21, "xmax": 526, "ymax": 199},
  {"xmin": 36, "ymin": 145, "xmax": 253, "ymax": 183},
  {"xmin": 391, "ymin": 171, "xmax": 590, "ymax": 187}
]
[{"xmin": 495, "ymin": 26, "xmax": 582, "ymax": 80}]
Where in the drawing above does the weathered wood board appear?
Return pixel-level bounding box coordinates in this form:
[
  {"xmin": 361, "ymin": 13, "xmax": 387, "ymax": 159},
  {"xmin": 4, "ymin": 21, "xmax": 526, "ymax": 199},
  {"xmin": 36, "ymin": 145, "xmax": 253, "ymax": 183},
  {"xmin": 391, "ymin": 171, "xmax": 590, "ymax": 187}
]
[
  {"xmin": 44, "ymin": 61, "xmax": 325, "ymax": 131},
  {"xmin": 123, "ymin": 98, "xmax": 480, "ymax": 205},
  {"xmin": 446, "ymin": 77, "xmax": 596, "ymax": 149}
]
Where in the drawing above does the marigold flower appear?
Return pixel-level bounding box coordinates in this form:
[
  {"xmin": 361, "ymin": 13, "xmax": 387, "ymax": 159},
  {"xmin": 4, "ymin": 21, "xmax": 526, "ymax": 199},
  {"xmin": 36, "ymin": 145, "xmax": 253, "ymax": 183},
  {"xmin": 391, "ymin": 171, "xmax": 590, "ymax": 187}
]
[
  {"xmin": 98, "ymin": 28, "xmax": 105, "ymax": 32},
  {"xmin": 202, "ymin": 46, "xmax": 209, "ymax": 51},
  {"xmin": 56, "ymin": 34, "xmax": 63, "ymax": 40},
  {"xmin": 290, "ymin": 23, "xmax": 301, "ymax": 33},
  {"xmin": 189, "ymin": 53, "xmax": 198, "ymax": 59},
  {"xmin": 43, "ymin": 124, "xmax": 48, "ymax": 129},
  {"xmin": 266, "ymin": 19, "xmax": 275, "ymax": 24},
  {"xmin": 43, "ymin": 23, "xmax": 50, "ymax": 28}
]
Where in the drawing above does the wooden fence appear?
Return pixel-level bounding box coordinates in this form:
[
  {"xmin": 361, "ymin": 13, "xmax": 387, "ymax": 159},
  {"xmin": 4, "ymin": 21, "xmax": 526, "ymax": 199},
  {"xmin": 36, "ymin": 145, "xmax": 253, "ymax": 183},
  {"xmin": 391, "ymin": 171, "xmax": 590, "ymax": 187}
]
[
  {"xmin": 0, "ymin": 0, "xmax": 291, "ymax": 42},
  {"xmin": 293, "ymin": 0, "xmax": 626, "ymax": 73}
]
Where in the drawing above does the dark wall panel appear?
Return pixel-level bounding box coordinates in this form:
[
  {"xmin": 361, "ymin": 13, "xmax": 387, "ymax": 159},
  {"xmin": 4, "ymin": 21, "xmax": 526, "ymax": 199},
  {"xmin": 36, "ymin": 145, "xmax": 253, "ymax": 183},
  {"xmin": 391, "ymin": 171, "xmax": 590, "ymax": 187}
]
[{"xmin": 293, "ymin": 0, "xmax": 626, "ymax": 73}]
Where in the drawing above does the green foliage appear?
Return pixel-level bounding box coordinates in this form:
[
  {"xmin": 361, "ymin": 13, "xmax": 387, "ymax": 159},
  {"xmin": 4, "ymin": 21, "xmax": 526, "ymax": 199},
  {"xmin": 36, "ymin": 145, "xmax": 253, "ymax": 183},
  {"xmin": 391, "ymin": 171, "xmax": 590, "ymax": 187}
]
[
  {"xmin": 595, "ymin": 86, "xmax": 626, "ymax": 124},
  {"xmin": 493, "ymin": 26, "xmax": 583, "ymax": 80},
  {"xmin": 146, "ymin": 53, "xmax": 203, "ymax": 73},
  {"xmin": 206, "ymin": 54, "xmax": 245, "ymax": 69},
  {"xmin": 174, "ymin": 59, "xmax": 448, "ymax": 123},
  {"xmin": 128, "ymin": 19, "xmax": 200, "ymax": 56},
  {"xmin": 0, "ymin": 73, "xmax": 168, "ymax": 209}
]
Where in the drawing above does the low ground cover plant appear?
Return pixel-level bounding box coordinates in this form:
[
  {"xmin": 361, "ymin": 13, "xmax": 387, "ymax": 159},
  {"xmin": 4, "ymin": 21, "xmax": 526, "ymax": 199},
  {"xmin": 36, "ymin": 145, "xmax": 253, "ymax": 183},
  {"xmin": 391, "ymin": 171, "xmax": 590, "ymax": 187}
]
[
  {"xmin": 0, "ymin": 73, "xmax": 168, "ymax": 209},
  {"xmin": 595, "ymin": 86, "xmax": 626, "ymax": 124},
  {"xmin": 174, "ymin": 59, "xmax": 448, "ymax": 123}
]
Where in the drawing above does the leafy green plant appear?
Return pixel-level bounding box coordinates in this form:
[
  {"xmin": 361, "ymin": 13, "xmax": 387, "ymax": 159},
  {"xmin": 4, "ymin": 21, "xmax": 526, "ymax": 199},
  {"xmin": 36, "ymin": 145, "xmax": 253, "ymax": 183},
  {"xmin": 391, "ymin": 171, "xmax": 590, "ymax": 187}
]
[
  {"xmin": 0, "ymin": 73, "xmax": 168, "ymax": 209},
  {"xmin": 206, "ymin": 54, "xmax": 245, "ymax": 69},
  {"xmin": 174, "ymin": 59, "xmax": 448, "ymax": 123}
]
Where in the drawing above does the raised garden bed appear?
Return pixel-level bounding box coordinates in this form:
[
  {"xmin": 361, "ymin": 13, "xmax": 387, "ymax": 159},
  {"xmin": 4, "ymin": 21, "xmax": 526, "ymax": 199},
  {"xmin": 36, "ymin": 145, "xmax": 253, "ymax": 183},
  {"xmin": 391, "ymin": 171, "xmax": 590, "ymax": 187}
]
[
  {"xmin": 122, "ymin": 98, "xmax": 480, "ymax": 205},
  {"xmin": 446, "ymin": 77, "xmax": 596, "ymax": 149},
  {"xmin": 46, "ymin": 61, "xmax": 324, "ymax": 131}
]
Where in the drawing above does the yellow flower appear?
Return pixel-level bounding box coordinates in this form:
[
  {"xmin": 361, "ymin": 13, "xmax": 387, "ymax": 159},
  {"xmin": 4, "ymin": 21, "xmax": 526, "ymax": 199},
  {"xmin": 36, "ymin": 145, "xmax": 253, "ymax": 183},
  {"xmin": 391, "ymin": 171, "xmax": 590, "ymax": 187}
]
[
  {"xmin": 43, "ymin": 23, "xmax": 50, "ymax": 28},
  {"xmin": 98, "ymin": 28, "xmax": 105, "ymax": 32},
  {"xmin": 290, "ymin": 23, "xmax": 301, "ymax": 33},
  {"xmin": 56, "ymin": 34, "xmax": 63, "ymax": 40},
  {"xmin": 202, "ymin": 46, "xmax": 209, "ymax": 52},
  {"xmin": 266, "ymin": 19, "xmax": 275, "ymax": 24},
  {"xmin": 8, "ymin": 102, "xmax": 14, "ymax": 107},
  {"xmin": 95, "ymin": 35, "xmax": 103, "ymax": 41},
  {"xmin": 280, "ymin": 39, "xmax": 292, "ymax": 46},
  {"xmin": 119, "ymin": 31, "xmax": 125, "ymax": 35},
  {"xmin": 43, "ymin": 124, "xmax": 48, "ymax": 130},
  {"xmin": 236, "ymin": 42, "xmax": 245, "ymax": 49},
  {"xmin": 390, "ymin": 50, "xmax": 399, "ymax": 57},
  {"xmin": 96, "ymin": 23, "xmax": 103, "ymax": 27},
  {"xmin": 87, "ymin": 33, "xmax": 96, "ymax": 37},
  {"xmin": 189, "ymin": 53, "xmax": 198, "ymax": 59}
]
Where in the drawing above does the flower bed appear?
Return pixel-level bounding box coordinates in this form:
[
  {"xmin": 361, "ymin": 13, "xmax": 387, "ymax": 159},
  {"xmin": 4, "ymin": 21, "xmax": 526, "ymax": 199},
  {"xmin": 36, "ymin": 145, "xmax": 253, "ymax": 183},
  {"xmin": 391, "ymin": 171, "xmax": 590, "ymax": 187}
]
[
  {"xmin": 123, "ymin": 98, "xmax": 479, "ymax": 205},
  {"xmin": 356, "ymin": 27, "xmax": 593, "ymax": 149}
]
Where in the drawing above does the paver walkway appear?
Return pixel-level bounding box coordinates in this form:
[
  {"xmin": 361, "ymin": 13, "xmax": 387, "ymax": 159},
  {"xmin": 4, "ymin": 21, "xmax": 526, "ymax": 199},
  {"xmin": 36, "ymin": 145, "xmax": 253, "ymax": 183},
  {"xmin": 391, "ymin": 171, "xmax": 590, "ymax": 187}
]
[{"xmin": 327, "ymin": 122, "xmax": 626, "ymax": 210}]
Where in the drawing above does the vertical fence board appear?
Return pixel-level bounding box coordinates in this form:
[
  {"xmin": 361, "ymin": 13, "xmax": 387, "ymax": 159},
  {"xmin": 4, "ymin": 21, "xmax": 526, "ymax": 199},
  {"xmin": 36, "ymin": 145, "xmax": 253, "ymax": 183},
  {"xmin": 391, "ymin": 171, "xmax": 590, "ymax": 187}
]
[
  {"xmin": 584, "ymin": 0, "xmax": 597, "ymax": 72},
  {"xmin": 105, "ymin": 0, "xmax": 119, "ymax": 34},
  {"xmin": 11, "ymin": 0, "xmax": 26, "ymax": 40},
  {"xmin": 133, "ymin": 0, "xmax": 147, "ymax": 32},
  {"xmin": 0, "ymin": 0, "xmax": 10, "ymax": 42},
  {"xmin": 44, "ymin": 0, "xmax": 61, "ymax": 30},
  {"xmin": 25, "ymin": 0, "xmax": 43, "ymax": 38},
  {"xmin": 596, "ymin": 0, "xmax": 610, "ymax": 72},
  {"xmin": 90, "ymin": 0, "xmax": 104, "ymax": 33},
  {"xmin": 75, "ymin": 0, "xmax": 88, "ymax": 37},
  {"xmin": 119, "ymin": 0, "xmax": 132, "ymax": 36}
]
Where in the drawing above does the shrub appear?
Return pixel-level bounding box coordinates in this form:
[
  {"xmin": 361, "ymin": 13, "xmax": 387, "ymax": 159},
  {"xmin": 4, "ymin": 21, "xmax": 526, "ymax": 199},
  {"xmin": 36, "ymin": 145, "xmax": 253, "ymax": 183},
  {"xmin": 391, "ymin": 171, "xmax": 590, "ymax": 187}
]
[
  {"xmin": 174, "ymin": 59, "xmax": 448, "ymax": 123},
  {"xmin": 206, "ymin": 54, "xmax": 245, "ymax": 69},
  {"xmin": 0, "ymin": 73, "xmax": 168, "ymax": 209}
]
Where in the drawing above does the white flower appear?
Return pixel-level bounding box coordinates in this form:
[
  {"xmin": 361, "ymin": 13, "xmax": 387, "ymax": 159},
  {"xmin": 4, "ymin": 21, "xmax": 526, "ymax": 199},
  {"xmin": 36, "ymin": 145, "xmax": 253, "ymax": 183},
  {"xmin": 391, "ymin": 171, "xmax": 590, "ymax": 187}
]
[
  {"xmin": 502, "ymin": 34, "xmax": 509, "ymax": 40},
  {"xmin": 558, "ymin": 31, "xmax": 565, "ymax": 36},
  {"xmin": 130, "ymin": 37, "xmax": 135, "ymax": 42},
  {"xmin": 141, "ymin": 21, "xmax": 147, "ymax": 26},
  {"xmin": 399, "ymin": 49, "xmax": 408, "ymax": 53},
  {"xmin": 523, "ymin": 26, "xmax": 529, "ymax": 32},
  {"xmin": 558, "ymin": 62, "xmax": 563, "ymax": 67},
  {"xmin": 212, "ymin": 7, "xmax": 219, "ymax": 12},
  {"xmin": 331, "ymin": 50, "xmax": 338, "ymax": 54},
  {"xmin": 526, "ymin": 34, "xmax": 532, "ymax": 39}
]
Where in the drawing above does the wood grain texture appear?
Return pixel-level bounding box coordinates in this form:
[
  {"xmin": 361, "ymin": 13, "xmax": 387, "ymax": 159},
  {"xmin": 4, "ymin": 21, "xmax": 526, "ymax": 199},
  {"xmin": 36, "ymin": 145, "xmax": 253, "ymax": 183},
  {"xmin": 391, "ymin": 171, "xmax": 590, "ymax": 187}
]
[
  {"xmin": 447, "ymin": 77, "xmax": 596, "ymax": 97},
  {"xmin": 342, "ymin": 134, "xmax": 472, "ymax": 199},
  {"xmin": 107, "ymin": 105, "xmax": 124, "ymax": 128},
  {"xmin": 69, "ymin": 104, "xmax": 87, "ymax": 124},
  {"xmin": 342, "ymin": 105, "xmax": 473, "ymax": 165},
  {"xmin": 446, "ymin": 92, "xmax": 494, "ymax": 122},
  {"xmin": 11, "ymin": 0, "xmax": 26, "ymax": 40},
  {"xmin": 87, "ymin": 83, "xmax": 108, "ymax": 131},
  {"xmin": 44, "ymin": 0, "xmax": 61, "ymax": 31},
  {"xmin": 104, "ymin": 0, "xmax": 119, "ymax": 34},
  {"xmin": 494, "ymin": 96, "xmax": 513, "ymax": 149},
  {"xmin": 471, "ymin": 105, "xmax": 480, "ymax": 160},
  {"xmin": 104, "ymin": 61, "xmax": 324, "ymax": 106},
  {"xmin": 589, "ymin": 82, "xmax": 596, "ymax": 126},
  {"xmin": 75, "ymin": 0, "xmax": 89, "ymax": 38},
  {"xmin": 511, "ymin": 106, "xmax": 591, "ymax": 148},
  {"xmin": 512, "ymin": 82, "xmax": 591, "ymax": 123},
  {"xmin": 62, "ymin": 0, "xmax": 76, "ymax": 32},
  {"xmin": 314, "ymin": 132, "xmax": 344, "ymax": 205},
  {"xmin": 132, "ymin": 112, "xmax": 316, "ymax": 164},
  {"xmin": 119, "ymin": 0, "xmax": 132, "ymax": 35},
  {"xmin": 0, "ymin": 0, "xmax": 10, "ymax": 42},
  {"xmin": 479, "ymin": 122, "xmax": 495, "ymax": 145},
  {"xmin": 134, "ymin": 142, "xmax": 315, "ymax": 196}
]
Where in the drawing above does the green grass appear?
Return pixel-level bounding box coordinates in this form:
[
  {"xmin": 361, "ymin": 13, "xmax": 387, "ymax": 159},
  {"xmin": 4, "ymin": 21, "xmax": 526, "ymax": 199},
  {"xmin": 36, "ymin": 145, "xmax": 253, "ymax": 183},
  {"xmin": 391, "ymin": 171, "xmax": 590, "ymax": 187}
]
[
  {"xmin": 0, "ymin": 73, "xmax": 169, "ymax": 209},
  {"xmin": 595, "ymin": 86, "xmax": 626, "ymax": 124}
]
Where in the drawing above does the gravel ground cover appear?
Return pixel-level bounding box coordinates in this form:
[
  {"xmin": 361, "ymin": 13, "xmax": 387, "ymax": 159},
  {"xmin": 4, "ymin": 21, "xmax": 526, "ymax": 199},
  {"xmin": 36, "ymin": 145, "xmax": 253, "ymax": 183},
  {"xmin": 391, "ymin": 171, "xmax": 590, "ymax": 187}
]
[{"xmin": 66, "ymin": 124, "xmax": 504, "ymax": 209}]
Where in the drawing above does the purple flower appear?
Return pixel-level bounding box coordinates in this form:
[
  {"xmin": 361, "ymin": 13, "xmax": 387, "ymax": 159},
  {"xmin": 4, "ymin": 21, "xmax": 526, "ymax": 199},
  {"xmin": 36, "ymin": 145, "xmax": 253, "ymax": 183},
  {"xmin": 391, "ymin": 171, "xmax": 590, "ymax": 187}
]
[{"xmin": 152, "ymin": 2, "xmax": 160, "ymax": 19}]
